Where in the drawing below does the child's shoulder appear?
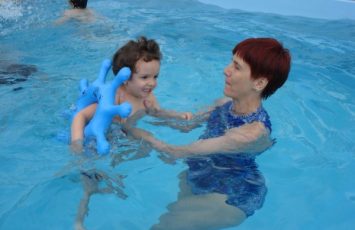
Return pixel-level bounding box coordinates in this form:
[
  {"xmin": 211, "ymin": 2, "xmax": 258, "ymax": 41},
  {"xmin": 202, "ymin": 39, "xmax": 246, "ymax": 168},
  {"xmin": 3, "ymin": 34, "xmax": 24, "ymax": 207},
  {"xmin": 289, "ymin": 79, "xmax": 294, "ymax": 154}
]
[{"xmin": 115, "ymin": 86, "xmax": 126, "ymax": 104}]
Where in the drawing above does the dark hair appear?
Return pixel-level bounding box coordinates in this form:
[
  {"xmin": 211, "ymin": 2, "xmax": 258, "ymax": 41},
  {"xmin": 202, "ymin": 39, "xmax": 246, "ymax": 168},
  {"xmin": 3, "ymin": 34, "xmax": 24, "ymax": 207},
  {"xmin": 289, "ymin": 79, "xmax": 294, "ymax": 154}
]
[
  {"xmin": 233, "ymin": 38, "xmax": 291, "ymax": 99},
  {"xmin": 112, "ymin": 36, "xmax": 162, "ymax": 75},
  {"xmin": 69, "ymin": 0, "xmax": 88, "ymax": 9}
]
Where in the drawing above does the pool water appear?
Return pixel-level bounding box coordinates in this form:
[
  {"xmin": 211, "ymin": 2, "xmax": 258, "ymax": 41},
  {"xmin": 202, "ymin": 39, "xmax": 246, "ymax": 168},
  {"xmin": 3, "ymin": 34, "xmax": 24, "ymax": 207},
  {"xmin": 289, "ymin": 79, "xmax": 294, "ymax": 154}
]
[{"xmin": 0, "ymin": 0, "xmax": 354, "ymax": 229}]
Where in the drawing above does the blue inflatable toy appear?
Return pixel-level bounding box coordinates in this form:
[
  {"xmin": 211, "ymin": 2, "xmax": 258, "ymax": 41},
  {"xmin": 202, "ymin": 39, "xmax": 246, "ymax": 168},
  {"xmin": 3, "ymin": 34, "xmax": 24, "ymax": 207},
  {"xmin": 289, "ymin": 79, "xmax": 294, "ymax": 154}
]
[{"xmin": 74, "ymin": 59, "xmax": 132, "ymax": 155}]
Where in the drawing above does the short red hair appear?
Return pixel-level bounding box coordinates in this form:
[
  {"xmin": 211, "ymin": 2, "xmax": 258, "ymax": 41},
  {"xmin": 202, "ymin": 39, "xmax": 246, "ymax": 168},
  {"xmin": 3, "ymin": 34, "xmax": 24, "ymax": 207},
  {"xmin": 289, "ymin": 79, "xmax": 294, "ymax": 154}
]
[{"xmin": 233, "ymin": 38, "xmax": 291, "ymax": 99}]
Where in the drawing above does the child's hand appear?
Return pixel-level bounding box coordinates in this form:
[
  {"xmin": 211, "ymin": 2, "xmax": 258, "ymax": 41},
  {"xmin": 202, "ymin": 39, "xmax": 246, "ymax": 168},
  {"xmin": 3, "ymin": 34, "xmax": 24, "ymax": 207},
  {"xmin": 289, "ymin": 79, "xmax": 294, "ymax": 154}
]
[
  {"xmin": 180, "ymin": 112, "xmax": 193, "ymax": 120},
  {"xmin": 143, "ymin": 99, "xmax": 158, "ymax": 115},
  {"xmin": 70, "ymin": 139, "xmax": 84, "ymax": 154},
  {"xmin": 158, "ymin": 152, "xmax": 177, "ymax": 165}
]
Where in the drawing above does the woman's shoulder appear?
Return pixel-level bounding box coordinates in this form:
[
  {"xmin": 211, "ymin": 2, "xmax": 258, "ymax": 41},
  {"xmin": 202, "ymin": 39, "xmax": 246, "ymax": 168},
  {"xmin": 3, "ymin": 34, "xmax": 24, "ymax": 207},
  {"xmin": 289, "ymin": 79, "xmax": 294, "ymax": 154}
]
[{"xmin": 227, "ymin": 121, "xmax": 271, "ymax": 146}]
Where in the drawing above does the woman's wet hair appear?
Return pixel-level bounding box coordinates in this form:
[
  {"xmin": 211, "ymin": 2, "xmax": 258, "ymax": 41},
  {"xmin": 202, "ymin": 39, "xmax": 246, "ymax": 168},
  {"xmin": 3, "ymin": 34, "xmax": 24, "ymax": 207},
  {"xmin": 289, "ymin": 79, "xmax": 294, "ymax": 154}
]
[
  {"xmin": 112, "ymin": 36, "xmax": 162, "ymax": 75},
  {"xmin": 69, "ymin": 0, "xmax": 88, "ymax": 9},
  {"xmin": 233, "ymin": 38, "xmax": 291, "ymax": 99}
]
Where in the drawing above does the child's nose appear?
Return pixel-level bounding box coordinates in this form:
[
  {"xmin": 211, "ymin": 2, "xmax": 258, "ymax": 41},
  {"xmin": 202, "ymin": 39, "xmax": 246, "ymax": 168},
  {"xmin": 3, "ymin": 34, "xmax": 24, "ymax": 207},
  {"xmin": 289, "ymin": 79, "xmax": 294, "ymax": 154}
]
[{"xmin": 148, "ymin": 78, "xmax": 156, "ymax": 86}]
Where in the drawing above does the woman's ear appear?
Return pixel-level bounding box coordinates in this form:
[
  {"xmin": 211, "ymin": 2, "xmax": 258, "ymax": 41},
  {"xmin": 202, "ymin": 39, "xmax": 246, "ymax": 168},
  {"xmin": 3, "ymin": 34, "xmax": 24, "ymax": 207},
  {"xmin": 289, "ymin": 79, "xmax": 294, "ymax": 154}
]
[{"xmin": 254, "ymin": 77, "xmax": 268, "ymax": 92}]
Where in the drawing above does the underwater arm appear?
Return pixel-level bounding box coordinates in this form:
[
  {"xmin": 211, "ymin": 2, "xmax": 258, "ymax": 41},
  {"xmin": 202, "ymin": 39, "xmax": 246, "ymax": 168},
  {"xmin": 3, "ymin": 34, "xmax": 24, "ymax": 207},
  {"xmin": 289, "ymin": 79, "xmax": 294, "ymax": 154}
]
[{"xmin": 131, "ymin": 122, "xmax": 273, "ymax": 158}]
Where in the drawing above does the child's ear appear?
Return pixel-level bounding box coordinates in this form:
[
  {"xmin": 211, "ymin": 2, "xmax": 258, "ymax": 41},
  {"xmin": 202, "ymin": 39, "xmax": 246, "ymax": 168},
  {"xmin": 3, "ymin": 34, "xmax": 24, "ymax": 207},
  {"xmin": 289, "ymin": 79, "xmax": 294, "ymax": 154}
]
[{"xmin": 254, "ymin": 77, "xmax": 268, "ymax": 92}]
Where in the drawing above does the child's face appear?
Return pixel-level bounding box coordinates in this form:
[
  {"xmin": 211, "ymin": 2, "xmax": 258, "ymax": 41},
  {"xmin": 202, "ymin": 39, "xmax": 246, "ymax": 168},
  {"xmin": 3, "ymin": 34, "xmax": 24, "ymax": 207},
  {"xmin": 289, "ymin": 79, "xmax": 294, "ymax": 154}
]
[{"xmin": 126, "ymin": 59, "xmax": 160, "ymax": 99}]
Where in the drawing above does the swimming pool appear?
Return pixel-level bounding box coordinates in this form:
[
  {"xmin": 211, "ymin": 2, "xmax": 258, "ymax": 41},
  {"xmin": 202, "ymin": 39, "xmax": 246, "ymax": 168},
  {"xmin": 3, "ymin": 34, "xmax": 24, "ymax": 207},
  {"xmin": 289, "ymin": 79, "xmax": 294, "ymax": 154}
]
[{"xmin": 0, "ymin": 0, "xmax": 354, "ymax": 229}]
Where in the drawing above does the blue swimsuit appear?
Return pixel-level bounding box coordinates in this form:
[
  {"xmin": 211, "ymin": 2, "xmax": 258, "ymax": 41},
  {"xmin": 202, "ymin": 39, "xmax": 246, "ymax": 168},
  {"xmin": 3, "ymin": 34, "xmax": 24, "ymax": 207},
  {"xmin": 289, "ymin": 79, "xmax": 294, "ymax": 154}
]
[{"xmin": 185, "ymin": 101, "xmax": 271, "ymax": 217}]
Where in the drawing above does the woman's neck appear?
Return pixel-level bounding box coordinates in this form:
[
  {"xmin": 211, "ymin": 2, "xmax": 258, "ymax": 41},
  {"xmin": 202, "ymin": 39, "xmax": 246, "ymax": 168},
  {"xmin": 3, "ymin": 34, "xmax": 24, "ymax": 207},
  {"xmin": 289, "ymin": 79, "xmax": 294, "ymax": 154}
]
[{"xmin": 231, "ymin": 97, "xmax": 261, "ymax": 116}]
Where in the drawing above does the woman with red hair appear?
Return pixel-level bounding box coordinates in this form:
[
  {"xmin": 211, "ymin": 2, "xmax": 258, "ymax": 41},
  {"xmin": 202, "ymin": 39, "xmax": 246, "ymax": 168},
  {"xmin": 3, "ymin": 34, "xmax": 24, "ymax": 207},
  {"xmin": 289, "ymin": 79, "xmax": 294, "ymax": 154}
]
[{"xmin": 125, "ymin": 37, "xmax": 291, "ymax": 230}]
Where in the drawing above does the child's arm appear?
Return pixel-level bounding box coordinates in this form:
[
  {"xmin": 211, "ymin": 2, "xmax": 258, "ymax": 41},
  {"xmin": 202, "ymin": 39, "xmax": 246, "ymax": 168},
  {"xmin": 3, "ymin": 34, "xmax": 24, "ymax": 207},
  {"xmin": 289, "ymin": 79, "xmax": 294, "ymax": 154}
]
[
  {"xmin": 146, "ymin": 107, "xmax": 193, "ymax": 120},
  {"xmin": 143, "ymin": 97, "xmax": 193, "ymax": 120},
  {"xmin": 141, "ymin": 98, "xmax": 198, "ymax": 132},
  {"xmin": 144, "ymin": 110, "xmax": 209, "ymax": 133},
  {"xmin": 70, "ymin": 103, "xmax": 97, "ymax": 152},
  {"xmin": 142, "ymin": 97, "xmax": 230, "ymax": 132}
]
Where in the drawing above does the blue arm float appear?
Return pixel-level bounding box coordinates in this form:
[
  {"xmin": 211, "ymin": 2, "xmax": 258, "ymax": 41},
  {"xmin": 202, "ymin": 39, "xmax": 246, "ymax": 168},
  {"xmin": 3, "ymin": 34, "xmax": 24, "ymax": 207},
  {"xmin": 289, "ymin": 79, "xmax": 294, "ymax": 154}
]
[
  {"xmin": 74, "ymin": 59, "xmax": 132, "ymax": 155},
  {"xmin": 74, "ymin": 59, "xmax": 112, "ymax": 114}
]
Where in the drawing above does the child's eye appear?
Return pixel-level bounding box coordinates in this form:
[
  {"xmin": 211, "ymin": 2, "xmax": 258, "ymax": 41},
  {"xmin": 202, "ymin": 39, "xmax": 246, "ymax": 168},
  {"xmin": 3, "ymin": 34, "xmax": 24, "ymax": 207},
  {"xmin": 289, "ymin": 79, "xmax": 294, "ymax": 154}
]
[
  {"xmin": 154, "ymin": 75, "xmax": 159, "ymax": 79},
  {"xmin": 141, "ymin": 76, "xmax": 148, "ymax": 79}
]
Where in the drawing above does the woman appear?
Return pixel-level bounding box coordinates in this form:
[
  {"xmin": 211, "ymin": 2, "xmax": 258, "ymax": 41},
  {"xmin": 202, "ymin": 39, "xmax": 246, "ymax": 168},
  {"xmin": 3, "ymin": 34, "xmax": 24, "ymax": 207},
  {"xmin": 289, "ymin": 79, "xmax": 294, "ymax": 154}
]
[{"xmin": 126, "ymin": 37, "xmax": 291, "ymax": 230}]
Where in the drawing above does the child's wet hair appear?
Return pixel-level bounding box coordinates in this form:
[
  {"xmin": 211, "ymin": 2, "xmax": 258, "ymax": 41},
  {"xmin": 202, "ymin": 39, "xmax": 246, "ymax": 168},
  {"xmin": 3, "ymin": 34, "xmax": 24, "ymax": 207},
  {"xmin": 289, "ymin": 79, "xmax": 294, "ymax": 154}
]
[
  {"xmin": 112, "ymin": 36, "xmax": 162, "ymax": 75},
  {"xmin": 69, "ymin": 0, "xmax": 88, "ymax": 9}
]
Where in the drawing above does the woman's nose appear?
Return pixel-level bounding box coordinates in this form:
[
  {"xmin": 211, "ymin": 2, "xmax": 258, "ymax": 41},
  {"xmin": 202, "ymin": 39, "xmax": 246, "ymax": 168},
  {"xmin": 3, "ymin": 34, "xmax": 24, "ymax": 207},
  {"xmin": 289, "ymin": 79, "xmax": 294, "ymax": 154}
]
[{"xmin": 224, "ymin": 64, "xmax": 231, "ymax": 77}]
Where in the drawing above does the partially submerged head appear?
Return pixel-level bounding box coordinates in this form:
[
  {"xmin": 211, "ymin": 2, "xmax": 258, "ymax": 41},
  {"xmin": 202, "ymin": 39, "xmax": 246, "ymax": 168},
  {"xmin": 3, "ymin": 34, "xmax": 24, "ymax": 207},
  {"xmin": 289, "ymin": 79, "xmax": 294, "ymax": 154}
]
[
  {"xmin": 112, "ymin": 36, "xmax": 162, "ymax": 75},
  {"xmin": 232, "ymin": 38, "xmax": 291, "ymax": 99},
  {"xmin": 69, "ymin": 0, "xmax": 88, "ymax": 9}
]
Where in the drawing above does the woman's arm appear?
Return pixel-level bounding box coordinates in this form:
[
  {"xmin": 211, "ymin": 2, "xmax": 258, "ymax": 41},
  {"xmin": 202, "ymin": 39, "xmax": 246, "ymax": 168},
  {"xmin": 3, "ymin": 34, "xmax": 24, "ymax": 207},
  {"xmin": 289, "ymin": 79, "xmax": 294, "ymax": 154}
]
[{"xmin": 127, "ymin": 121, "xmax": 273, "ymax": 158}]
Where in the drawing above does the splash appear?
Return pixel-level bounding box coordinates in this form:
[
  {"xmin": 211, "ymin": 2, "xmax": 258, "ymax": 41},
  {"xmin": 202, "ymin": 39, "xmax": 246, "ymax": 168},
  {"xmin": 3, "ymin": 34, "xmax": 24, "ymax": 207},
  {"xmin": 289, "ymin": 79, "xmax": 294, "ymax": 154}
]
[{"xmin": 0, "ymin": 1, "xmax": 23, "ymax": 20}]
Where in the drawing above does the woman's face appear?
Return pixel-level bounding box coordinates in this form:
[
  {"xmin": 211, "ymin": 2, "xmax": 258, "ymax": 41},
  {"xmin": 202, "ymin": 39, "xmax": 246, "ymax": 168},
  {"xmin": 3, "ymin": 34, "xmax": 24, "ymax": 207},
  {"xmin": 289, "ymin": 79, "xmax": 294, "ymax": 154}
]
[
  {"xmin": 125, "ymin": 59, "xmax": 160, "ymax": 99},
  {"xmin": 223, "ymin": 54, "xmax": 255, "ymax": 100}
]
